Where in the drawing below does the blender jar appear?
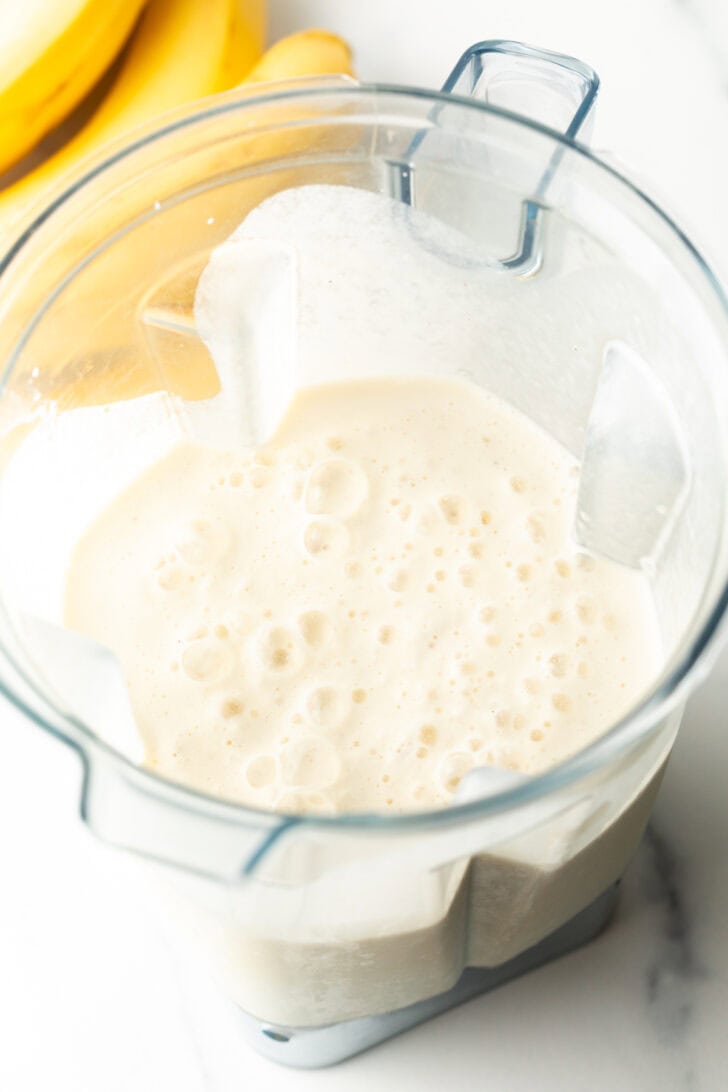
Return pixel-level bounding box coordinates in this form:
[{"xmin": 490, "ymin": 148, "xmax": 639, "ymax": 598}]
[{"xmin": 1, "ymin": 41, "xmax": 727, "ymax": 1067}]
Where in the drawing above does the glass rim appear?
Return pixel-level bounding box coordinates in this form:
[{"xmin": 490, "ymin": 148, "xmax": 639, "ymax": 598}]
[{"xmin": 0, "ymin": 78, "xmax": 726, "ymax": 835}]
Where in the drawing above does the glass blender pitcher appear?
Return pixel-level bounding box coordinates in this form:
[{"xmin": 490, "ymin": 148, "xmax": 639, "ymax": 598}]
[{"xmin": 0, "ymin": 41, "xmax": 727, "ymax": 1067}]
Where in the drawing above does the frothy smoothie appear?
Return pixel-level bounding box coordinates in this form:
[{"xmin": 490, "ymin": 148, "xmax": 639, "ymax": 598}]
[
  {"xmin": 57, "ymin": 183, "xmax": 669, "ymax": 1027},
  {"xmin": 65, "ymin": 376, "xmax": 659, "ymax": 813}
]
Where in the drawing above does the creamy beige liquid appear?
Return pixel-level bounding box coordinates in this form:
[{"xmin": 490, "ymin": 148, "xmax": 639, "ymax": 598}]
[
  {"xmin": 65, "ymin": 376, "xmax": 660, "ymax": 814},
  {"xmin": 59, "ymin": 184, "xmax": 668, "ymax": 1026}
]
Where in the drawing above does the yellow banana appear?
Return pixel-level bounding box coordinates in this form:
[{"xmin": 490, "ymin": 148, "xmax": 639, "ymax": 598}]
[
  {"xmin": 245, "ymin": 29, "xmax": 353, "ymax": 84},
  {"xmin": 0, "ymin": 0, "xmax": 266, "ymax": 238},
  {"xmin": 0, "ymin": 24, "xmax": 355, "ymax": 420},
  {"xmin": 0, "ymin": 0, "xmax": 149, "ymax": 175},
  {"xmin": 216, "ymin": 0, "xmax": 268, "ymax": 91}
]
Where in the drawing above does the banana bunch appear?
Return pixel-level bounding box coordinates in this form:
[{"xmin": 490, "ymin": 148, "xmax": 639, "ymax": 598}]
[
  {"xmin": 0, "ymin": 1, "xmax": 354, "ymax": 421},
  {"xmin": 0, "ymin": 0, "xmax": 149, "ymax": 173},
  {"xmin": 0, "ymin": 0, "xmax": 353, "ymax": 239}
]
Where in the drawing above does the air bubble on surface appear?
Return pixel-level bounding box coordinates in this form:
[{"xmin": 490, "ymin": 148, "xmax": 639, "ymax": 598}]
[
  {"xmin": 230, "ymin": 607, "xmax": 255, "ymax": 639},
  {"xmin": 387, "ymin": 569, "xmax": 408, "ymax": 592},
  {"xmin": 416, "ymin": 507, "xmax": 439, "ymax": 536},
  {"xmin": 491, "ymin": 745, "xmax": 523, "ymax": 771},
  {"xmin": 181, "ymin": 637, "xmax": 235, "ymax": 684},
  {"xmin": 176, "ymin": 517, "xmax": 231, "ymax": 566},
  {"xmin": 303, "ymin": 518, "xmax": 349, "ymax": 559},
  {"xmin": 298, "ymin": 610, "xmax": 331, "ymax": 649},
  {"xmin": 156, "ymin": 563, "xmax": 188, "ymax": 591},
  {"xmin": 245, "ymin": 754, "xmax": 277, "ymax": 789},
  {"xmin": 288, "ymin": 475, "xmax": 304, "ymax": 502},
  {"xmin": 527, "ymin": 514, "xmax": 546, "ymax": 544},
  {"xmin": 438, "ymin": 751, "xmax": 475, "ymax": 793},
  {"xmin": 438, "ymin": 495, "xmax": 466, "ymax": 525},
  {"xmin": 305, "ymin": 686, "xmax": 348, "ymax": 730},
  {"xmin": 280, "ymin": 734, "xmax": 341, "ymax": 790},
  {"xmin": 549, "ymin": 653, "xmax": 568, "ymax": 678},
  {"xmin": 459, "ymin": 565, "xmax": 477, "ymax": 588},
  {"xmin": 249, "ymin": 466, "xmax": 272, "ymax": 489},
  {"xmin": 275, "ymin": 789, "xmax": 335, "ymax": 815},
  {"xmin": 255, "ymin": 450, "xmax": 277, "ymax": 468},
  {"xmin": 576, "ymin": 598, "xmax": 597, "ymax": 624},
  {"xmin": 304, "ymin": 458, "xmax": 369, "ymax": 517},
  {"xmin": 257, "ymin": 624, "xmax": 302, "ymax": 675},
  {"xmin": 221, "ymin": 698, "xmax": 244, "ymax": 718}
]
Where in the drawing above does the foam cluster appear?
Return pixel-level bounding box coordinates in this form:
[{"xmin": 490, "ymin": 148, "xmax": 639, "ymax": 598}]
[{"xmin": 64, "ymin": 377, "xmax": 660, "ymax": 814}]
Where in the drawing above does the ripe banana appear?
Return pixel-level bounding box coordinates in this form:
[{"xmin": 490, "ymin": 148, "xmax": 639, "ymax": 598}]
[
  {"xmin": 216, "ymin": 0, "xmax": 268, "ymax": 91},
  {"xmin": 0, "ymin": 19, "xmax": 355, "ymax": 419},
  {"xmin": 0, "ymin": 0, "xmax": 266, "ymax": 238},
  {"xmin": 0, "ymin": 0, "xmax": 148, "ymax": 175},
  {"xmin": 245, "ymin": 29, "xmax": 353, "ymax": 84}
]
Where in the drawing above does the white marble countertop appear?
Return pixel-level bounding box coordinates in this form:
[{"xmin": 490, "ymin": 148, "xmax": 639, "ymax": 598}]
[{"xmin": 2, "ymin": 2, "xmax": 728, "ymax": 1089}]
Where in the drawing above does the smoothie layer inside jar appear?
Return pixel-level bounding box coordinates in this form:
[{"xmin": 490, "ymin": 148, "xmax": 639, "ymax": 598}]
[
  {"xmin": 64, "ymin": 374, "xmax": 660, "ymax": 812},
  {"xmin": 63, "ymin": 184, "xmax": 661, "ymax": 815}
]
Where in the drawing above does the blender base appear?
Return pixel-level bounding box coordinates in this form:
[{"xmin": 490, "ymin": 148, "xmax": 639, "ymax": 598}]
[{"xmin": 239, "ymin": 881, "xmax": 620, "ymax": 1068}]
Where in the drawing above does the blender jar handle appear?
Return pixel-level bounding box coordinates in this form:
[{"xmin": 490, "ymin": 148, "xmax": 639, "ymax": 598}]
[
  {"xmin": 441, "ymin": 39, "xmax": 599, "ymax": 147},
  {"xmin": 399, "ymin": 40, "xmax": 601, "ymax": 276}
]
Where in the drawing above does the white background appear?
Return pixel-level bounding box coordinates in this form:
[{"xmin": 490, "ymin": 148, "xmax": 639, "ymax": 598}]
[{"xmin": 2, "ymin": 2, "xmax": 728, "ymax": 1090}]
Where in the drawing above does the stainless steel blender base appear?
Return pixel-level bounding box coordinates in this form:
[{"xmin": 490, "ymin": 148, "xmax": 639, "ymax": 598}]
[{"xmin": 239, "ymin": 882, "xmax": 619, "ymax": 1068}]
